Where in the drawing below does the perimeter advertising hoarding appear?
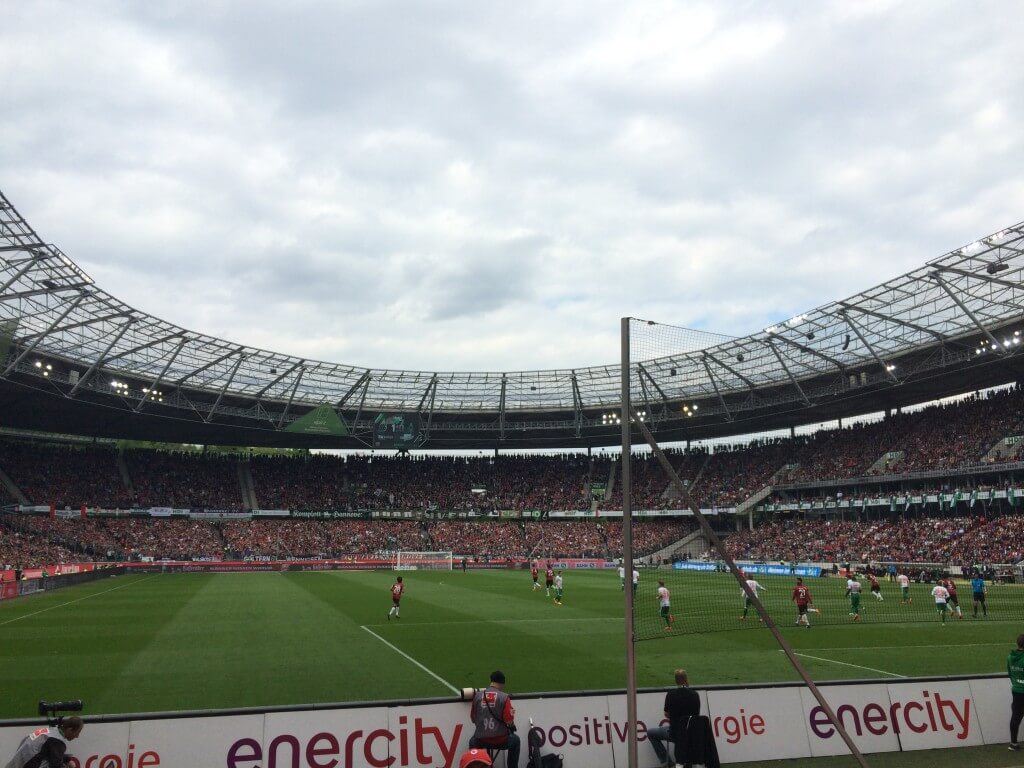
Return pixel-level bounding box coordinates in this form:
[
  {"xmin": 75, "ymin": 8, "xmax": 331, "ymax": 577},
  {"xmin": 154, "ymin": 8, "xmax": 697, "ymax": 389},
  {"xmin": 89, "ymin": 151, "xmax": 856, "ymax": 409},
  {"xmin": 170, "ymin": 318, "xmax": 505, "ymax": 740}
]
[
  {"xmin": 884, "ymin": 680, "xmax": 983, "ymax": 750},
  {"xmin": 0, "ymin": 678, "xmax": 1008, "ymax": 767},
  {"xmin": 672, "ymin": 562, "xmax": 823, "ymax": 577},
  {"xmin": 798, "ymin": 683, "xmax": 899, "ymax": 757}
]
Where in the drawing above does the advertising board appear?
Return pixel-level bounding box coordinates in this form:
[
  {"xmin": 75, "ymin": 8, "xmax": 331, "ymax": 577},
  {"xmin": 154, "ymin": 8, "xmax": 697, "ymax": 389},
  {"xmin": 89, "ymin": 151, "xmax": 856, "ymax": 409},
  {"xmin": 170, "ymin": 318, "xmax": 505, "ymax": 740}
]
[{"xmin": 0, "ymin": 678, "xmax": 1010, "ymax": 766}]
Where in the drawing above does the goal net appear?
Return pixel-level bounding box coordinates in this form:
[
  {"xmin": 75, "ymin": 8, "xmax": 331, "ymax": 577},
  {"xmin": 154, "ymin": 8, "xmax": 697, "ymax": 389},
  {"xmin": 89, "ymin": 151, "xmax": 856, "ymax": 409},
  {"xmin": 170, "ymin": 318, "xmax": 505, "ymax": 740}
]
[{"xmin": 395, "ymin": 551, "xmax": 453, "ymax": 571}]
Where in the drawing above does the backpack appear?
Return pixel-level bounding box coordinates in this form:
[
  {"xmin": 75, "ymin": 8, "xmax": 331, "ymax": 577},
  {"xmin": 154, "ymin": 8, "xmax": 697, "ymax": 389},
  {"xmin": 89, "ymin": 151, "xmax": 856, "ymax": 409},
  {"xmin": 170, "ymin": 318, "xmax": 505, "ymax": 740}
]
[{"xmin": 527, "ymin": 726, "xmax": 563, "ymax": 768}]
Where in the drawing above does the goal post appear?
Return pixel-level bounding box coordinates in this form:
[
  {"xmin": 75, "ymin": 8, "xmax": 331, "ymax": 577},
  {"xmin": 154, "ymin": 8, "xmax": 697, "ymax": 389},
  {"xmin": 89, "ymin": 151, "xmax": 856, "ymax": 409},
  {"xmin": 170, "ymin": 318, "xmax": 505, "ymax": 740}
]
[{"xmin": 395, "ymin": 551, "xmax": 453, "ymax": 571}]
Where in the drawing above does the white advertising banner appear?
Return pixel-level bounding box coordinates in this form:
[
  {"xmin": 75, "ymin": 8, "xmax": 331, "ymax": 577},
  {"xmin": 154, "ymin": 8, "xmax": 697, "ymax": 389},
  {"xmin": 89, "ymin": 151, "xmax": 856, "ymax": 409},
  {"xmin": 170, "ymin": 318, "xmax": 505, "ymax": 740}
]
[
  {"xmin": 798, "ymin": 683, "xmax": 900, "ymax": 757},
  {"xmin": 131, "ymin": 715, "xmax": 263, "ymax": 768},
  {"xmin": 609, "ymin": 689, "xmax": 711, "ymax": 768},
  {"xmin": 885, "ymin": 680, "xmax": 983, "ymax": 750},
  {"xmin": 968, "ymin": 677, "xmax": 1009, "ymax": 746},
  {"xmin": 707, "ymin": 686, "xmax": 811, "ymax": 763},
  {"xmin": 0, "ymin": 677, "xmax": 1007, "ymax": 767},
  {"xmin": 261, "ymin": 706, "xmax": 391, "ymax": 768},
  {"xmin": 0, "ymin": 721, "xmax": 131, "ymax": 768}
]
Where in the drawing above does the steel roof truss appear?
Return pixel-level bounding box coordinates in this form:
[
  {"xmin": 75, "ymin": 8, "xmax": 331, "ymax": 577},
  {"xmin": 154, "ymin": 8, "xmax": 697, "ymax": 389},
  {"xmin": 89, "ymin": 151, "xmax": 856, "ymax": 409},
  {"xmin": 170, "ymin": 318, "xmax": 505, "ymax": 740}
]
[
  {"xmin": 423, "ymin": 374, "xmax": 440, "ymax": 441},
  {"xmin": 175, "ymin": 346, "xmax": 241, "ymax": 387},
  {"xmin": 499, "ymin": 376, "xmax": 507, "ymax": 441},
  {"xmin": 703, "ymin": 351, "xmax": 756, "ymax": 392},
  {"xmin": 16, "ymin": 310, "xmax": 132, "ymax": 345},
  {"xmin": 336, "ymin": 370, "xmax": 371, "ymax": 409},
  {"xmin": 931, "ymin": 273, "xmax": 1006, "ymax": 353},
  {"xmin": 0, "ymin": 257, "xmax": 44, "ymax": 295},
  {"xmin": 276, "ymin": 366, "xmax": 306, "ymax": 428},
  {"xmin": 937, "ymin": 266, "xmax": 1024, "ymax": 292},
  {"xmin": 135, "ymin": 336, "xmax": 190, "ymax": 413},
  {"xmin": 3, "ymin": 294, "xmax": 85, "ymax": 376},
  {"xmin": 637, "ymin": 362, "xmax": 672, "ymax": 415},
  {"xmin": 701, "ymin": 357, "xmax": 733, "ymax": 421},
  {"xmin": 840, "ymin": 311, "xmax": 899, "ymax": 382},
  {"xmin": 205, "ymin": 352, "xmax": 246, "ymax": 423},
  {"xmin": 0, "ymin": 282, "xmax": 92, "ymax": 303},
  {"xmin": 839, "ymin": 302, "xmax": 946, "ymax": 343},
  {"xmin": 252, "ymin": 359, "xmax": 304, "ymax": 400},
  {"xmin": 766, "ymin": 333, "xmax": 846, "ymax": 372},
  {"xmin": 571, "ymin": 372, "xmax": 584, "ymax": 437},
  {"xmin": 765, "ymin": 340, "xmax": 811, "ymax": 406},
  {"xmin": 68, "ymin": 318, "xmax": 136, "ymax": 396},
  {"xmin": 351, "ymin": 374, "xmax": 372, "ymax": 432}
]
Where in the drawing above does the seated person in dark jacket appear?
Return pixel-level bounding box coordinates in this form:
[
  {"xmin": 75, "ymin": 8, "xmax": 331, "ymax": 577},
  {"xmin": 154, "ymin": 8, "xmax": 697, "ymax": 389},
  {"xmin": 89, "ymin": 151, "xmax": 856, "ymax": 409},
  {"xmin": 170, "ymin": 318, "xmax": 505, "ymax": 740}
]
[{"xmin": 647, "ymin": 668, "xmax": 700, "ymax": 767}]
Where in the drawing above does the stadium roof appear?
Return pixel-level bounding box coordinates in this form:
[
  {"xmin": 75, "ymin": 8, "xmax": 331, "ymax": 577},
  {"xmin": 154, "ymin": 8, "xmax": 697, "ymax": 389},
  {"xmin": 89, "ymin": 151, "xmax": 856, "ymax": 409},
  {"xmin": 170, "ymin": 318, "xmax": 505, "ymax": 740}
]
[{"xmin": 2, "ymin": 187, "xmax": 1024, "ymax": 449}]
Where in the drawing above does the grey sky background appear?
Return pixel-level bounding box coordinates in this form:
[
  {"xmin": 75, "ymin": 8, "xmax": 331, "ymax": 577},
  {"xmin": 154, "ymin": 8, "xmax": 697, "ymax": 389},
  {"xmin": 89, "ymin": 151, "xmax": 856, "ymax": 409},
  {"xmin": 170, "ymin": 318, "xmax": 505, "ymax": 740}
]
[{"xmin": 2, "ymin": 1, "xmax": 1022, "ymax": 373}]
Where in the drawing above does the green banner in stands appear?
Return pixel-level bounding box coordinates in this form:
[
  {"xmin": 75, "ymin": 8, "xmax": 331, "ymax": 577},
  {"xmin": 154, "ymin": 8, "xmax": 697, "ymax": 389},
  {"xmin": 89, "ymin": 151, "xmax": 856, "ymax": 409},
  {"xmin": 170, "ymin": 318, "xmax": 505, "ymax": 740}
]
[
  {"xmin": 0, "ymin": 319, "xmax": 17, "ymax": 365},
  {"xmin": 285, "ymin": 404, "xmax": 349, "ymax": 436}
]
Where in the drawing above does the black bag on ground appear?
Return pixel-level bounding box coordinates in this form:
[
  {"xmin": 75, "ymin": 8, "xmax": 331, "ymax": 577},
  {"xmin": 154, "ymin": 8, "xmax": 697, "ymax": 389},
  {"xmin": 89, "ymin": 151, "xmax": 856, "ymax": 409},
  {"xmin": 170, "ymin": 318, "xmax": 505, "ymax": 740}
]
[{"xmin": 527, "ymin": 725, "xmax": 563, "ymax": 768}]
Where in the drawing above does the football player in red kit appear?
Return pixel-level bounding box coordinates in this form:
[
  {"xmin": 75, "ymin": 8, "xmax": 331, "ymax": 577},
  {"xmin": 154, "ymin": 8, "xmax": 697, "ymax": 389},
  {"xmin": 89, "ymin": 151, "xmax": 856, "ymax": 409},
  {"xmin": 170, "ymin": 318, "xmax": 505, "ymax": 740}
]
[{"xmin": 388, "ymin": 576, "xmax": 405, "ymax": 620}]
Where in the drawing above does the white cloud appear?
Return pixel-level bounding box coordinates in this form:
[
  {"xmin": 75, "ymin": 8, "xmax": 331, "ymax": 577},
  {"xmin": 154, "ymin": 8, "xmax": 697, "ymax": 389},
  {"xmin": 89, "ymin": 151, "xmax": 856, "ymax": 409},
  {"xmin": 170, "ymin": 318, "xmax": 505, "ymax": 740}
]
[{"xmin": 1, "ymin": 0, "xmax": 1023, "ymax": 374}]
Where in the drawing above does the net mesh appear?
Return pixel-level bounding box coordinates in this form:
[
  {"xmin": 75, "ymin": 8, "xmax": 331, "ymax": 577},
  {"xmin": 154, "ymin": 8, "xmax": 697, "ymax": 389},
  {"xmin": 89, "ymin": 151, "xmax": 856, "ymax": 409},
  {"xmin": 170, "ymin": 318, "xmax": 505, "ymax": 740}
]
[
  {"xmin": 395, "ymin": 551, "xmax": 453, "ymax": 570},
  {"xmin": 624, "ymin": 318, "xmax": 1015, "ymax": 640}
]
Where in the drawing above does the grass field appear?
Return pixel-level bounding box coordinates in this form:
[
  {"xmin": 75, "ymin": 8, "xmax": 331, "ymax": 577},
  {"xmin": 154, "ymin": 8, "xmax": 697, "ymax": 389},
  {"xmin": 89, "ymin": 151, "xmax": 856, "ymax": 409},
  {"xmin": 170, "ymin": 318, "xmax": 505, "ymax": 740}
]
[{"xmin": 0, "ymin": 569, "xmax": 1018, "ymax": 719}]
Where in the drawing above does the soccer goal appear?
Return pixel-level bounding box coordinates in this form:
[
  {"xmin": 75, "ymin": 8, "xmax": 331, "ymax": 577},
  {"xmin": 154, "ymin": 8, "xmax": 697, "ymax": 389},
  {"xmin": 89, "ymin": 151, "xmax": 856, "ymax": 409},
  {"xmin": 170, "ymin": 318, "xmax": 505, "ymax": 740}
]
[{"xmin": 394, "ymin": 551, "xmax": 453, "ymax": 571}]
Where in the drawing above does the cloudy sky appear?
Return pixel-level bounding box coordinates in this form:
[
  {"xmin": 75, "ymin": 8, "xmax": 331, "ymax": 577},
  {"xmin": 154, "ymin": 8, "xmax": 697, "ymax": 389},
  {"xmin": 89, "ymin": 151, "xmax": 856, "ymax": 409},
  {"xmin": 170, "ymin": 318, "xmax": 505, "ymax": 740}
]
[{"xmin": 2, "ymin": 1, "xmax": 1022, "ymax": 373}]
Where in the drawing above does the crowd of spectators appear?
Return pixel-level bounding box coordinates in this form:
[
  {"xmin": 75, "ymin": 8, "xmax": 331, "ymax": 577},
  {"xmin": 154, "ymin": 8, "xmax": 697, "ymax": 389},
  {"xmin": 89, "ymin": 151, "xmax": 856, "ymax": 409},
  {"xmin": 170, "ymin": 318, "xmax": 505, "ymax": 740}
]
[
  {"xmin": 221, "ymin": 519, "xmax": 427, "ymax": 558},
  {"xmin": 721, "ymin": 513, "xmax": 1024, "ymax": 564},
  {"xmin": 0, "ymin": 515, "xmax": 694, "ymax": 567},
  {"xmin": 0, "ymin": 514, "xmax": 78, "ymax": 569},
  {"xmin": 127, "ymin": 450, "xmax": 244, "ymax": 510},
  {"xmin": 0, "ymin": 442, "xmax": 132, "ymax": 509},
  {"xmin": 1, "ymin": 387, "xmax": 1022, "ymax": 515}
]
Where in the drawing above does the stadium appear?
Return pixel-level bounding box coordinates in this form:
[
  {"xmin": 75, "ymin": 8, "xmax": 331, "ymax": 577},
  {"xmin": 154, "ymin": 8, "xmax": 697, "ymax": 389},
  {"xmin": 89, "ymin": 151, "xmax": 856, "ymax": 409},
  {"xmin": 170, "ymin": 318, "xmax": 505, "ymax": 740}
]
[
  {"xmin": 2, "ymin": 185, "xmax": 1024, "ymax": 768},
  {"xmin": 3, "ymin": 6, "xmax": 1024, "ymax": 768}
]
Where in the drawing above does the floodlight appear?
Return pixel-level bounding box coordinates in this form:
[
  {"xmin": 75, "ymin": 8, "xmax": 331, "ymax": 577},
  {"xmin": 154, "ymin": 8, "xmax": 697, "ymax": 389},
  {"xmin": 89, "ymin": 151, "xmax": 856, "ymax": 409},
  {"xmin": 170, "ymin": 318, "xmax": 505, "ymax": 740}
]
[
  {"xmin": 34, "ymin": 361, "xmax": 42, "ymax": 368},
  {"xmin": 987, "ymin": 261, "xmax": 1009, "ymax": 275}
]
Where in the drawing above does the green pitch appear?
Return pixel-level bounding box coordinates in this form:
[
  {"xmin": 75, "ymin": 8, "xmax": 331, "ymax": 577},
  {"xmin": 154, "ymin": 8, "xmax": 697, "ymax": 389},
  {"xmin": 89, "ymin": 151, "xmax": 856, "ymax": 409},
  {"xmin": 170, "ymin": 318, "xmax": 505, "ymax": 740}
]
[{"xmin": 0, "ymin": 570, "xmax": 1016, "ymax": 718}]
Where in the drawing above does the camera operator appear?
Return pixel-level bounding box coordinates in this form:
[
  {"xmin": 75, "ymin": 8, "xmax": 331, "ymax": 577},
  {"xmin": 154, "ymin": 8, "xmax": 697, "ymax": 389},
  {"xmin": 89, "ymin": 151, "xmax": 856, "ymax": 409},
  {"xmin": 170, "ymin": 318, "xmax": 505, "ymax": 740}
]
[
  {"xmin": 5, "ymin": 716, "xmax": 83, "ymax": 768},
  {"xmin": 469, "ymin": 670, "xmax": 520, "ymax": 768}
]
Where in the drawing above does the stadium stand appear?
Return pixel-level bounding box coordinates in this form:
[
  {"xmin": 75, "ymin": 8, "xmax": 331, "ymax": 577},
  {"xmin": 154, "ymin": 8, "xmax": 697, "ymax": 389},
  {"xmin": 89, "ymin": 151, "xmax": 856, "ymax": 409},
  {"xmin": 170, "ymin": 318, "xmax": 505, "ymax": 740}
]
[{"xmin": 3, "ymin": 385, "xmax": 1024, "ymax": 569}]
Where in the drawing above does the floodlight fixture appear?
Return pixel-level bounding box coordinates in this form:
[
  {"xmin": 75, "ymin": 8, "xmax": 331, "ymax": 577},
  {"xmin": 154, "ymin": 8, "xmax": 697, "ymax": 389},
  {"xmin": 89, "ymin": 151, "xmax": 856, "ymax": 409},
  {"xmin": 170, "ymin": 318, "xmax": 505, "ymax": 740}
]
[{"xmin": 987, "ymin": 261, "xmax": 1010, "ymax": 275}]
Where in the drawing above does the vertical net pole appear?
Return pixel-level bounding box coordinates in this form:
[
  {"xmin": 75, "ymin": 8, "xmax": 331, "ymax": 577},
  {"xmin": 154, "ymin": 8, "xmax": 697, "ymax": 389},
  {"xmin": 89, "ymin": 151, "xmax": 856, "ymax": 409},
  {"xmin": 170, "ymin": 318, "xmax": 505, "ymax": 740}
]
[{"xmin": 620, "ymin": 317, "xmax": 638, "ymax": 768}]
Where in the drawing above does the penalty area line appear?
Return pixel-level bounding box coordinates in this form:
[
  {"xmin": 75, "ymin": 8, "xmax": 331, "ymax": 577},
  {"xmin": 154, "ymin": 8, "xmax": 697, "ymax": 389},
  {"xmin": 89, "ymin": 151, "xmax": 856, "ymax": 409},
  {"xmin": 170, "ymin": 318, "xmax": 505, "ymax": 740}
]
[
  {"xmin": 361, "ymin": 625, "xmax": 460, "ymax": 695},
  {"xmin": 786, "ymin": 651, "xmax": 907, "ymax": 678},
  {"xmin": 0, "ymin": 575, "xmax": 160, "ymax": 627}
]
